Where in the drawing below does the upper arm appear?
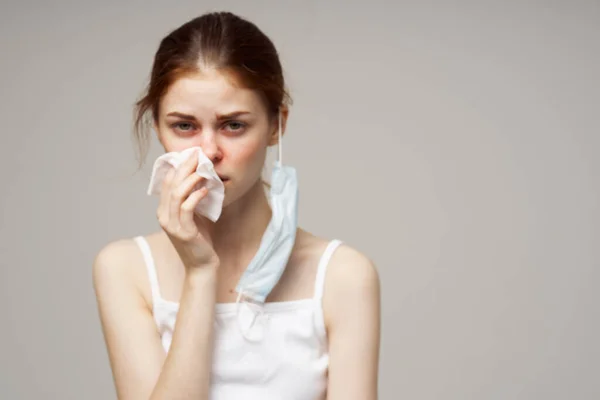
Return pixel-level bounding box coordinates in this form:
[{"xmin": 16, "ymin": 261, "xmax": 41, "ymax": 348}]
[
  {"xmin": 92, "ymin": 240, "xmax": 167, "ymax": 400},
  {"xmin": 323, "ymin": 245, "xmax": 381, "ymax": 400}
]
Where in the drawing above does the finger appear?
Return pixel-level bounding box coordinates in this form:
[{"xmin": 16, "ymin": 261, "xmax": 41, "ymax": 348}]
[
  {"xmin": 180, "ymin": 187, "xmax": 209, "ymax": 230},
  {"xmin": 168, "ymin": 153, "xmax": 197, "ymax": 223},
  {"xmin": 172, "ymin": 149, "xmax": 200, "ymax": 187},
  {"xmin": 172, "ymin": 173, "xmax": 206, "ymax": 212},
  {"xmin": 169, "ymin": 172, "xmax": 206, "ymax": 224},
  {"xmin": 181, "ymin": 172, "xmax": 206, "ymax": 195},
  {"xmin": 157, "ymin": 167, "xmax": 175, "ymax": 224}
]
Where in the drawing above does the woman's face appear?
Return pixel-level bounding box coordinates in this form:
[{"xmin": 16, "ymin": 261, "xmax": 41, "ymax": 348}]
[{"xmin": 154, "ymin": 69, "xmax": 278, "ymax": 207}]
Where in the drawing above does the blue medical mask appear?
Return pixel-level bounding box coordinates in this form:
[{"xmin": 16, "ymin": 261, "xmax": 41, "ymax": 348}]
[{"xmin": 235, "ymin": 109, "xmax": 298, "ymax": 305}]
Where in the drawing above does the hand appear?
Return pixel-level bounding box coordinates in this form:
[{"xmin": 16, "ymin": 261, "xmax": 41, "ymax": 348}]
[{"xmin": 156, "ymin": 149, "xmax": 220, "ymax": 270}]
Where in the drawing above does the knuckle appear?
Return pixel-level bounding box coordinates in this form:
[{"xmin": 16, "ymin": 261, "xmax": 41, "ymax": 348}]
[
  {"xmin": 162, "ymin": 170, "xmax": 174, "ymax": 186},
  {"xmin": 180, "ymin": 232, "xmax": 195, "ymax": 241},
  {"xmin": 173, "ymin": 226, "xmax": 193, "ymax": 241},
  {"xmin": 156, "ymin": 213, "xmax": 170, "ymax": 228},
  {"xmin": 181, "ymin": 203, "xmax": 194, "ymax": 212},
  {"xmin": 171, "ymin": 188, "xmax": 185, "ymax": 200}
]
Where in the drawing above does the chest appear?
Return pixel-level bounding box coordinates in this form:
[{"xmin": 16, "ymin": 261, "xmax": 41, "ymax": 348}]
[
  {"xmin": 154, "ymin": 300, "xmax": 329, "ymax": 400},
  {"xmin": 155, "ymin": 246, "xmax": 323, "ymax": 305}
]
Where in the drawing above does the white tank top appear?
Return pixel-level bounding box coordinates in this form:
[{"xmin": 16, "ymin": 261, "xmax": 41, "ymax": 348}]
[{"xmin": 134, "ymin": 236, "xmax": 343, "ymax": 400}]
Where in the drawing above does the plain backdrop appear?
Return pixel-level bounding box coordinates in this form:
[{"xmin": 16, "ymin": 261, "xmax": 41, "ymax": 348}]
[{"xmin": 1, "ymin": 1, "xmax": 599, "ymax": 399}]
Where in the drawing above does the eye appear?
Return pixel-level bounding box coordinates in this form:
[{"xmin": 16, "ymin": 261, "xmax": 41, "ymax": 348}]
[
  {"xmin": 171, "ymin": 122, "xmax": 195, "ymax": 132},
  {"xmin": 223, "ymin": 120, "xmax": 246, "ymax": 132}
]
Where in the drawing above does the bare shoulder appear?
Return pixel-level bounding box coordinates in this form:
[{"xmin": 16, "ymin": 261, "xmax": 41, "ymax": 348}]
[
  {"xmin": 321, "ymin": 240, "xmax": 381, "ymax": 330},
  {"xmin": 92, "ymin": 234, "xmax": 156, "ymax": 308},
  {"xmin": 327, "ymin": 242, "xmax": 380, "ymax": 296},
  {"xmin": 294, "ymin": 228, "xmax": 380, "ymax": 291},
  {"xmin": 93, "ymin": 238, "xmax": 137, "ymax": 286}
]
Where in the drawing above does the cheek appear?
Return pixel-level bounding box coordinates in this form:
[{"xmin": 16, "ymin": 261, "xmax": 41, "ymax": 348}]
[
  {"xmin": 227, "ymin": 138, "xmax": 267, "ymax": 170},
  {"xmin": 158, "ymin": 132, "xmax": 198, "ymax": 153},
  {"xmin": 165, "ymin": 143, "xmax": 194, "ymax": 153}
]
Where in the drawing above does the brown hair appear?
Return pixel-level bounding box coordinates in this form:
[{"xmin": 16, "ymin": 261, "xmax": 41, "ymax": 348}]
[{"xmin": 132, "ymin": 11, "xmax": 292, "ymax": 168}]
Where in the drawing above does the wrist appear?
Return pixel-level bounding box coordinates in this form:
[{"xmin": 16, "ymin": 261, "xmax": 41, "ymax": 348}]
[
  {"xmin": 181, "ymin": 266, "xmax": 218, "ymax": 307},
  {"xmin": 185, "ymin": 262, "xmax": 219, "ymax": 284}
]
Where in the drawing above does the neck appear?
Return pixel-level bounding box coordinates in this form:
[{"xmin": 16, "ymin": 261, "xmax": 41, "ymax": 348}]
[{"xmin": 211, "ymin": 179, "xmax": 272, "ymax": 270}]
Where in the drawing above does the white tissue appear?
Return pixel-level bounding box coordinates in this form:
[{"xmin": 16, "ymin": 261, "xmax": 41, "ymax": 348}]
[{"xmin": 147, "ymin": 147, "xmax": 225, "ymax": 222}]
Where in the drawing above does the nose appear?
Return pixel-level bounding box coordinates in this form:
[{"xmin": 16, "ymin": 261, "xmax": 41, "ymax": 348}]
[{"xmin": 199, "ymin": 132, "xmax": 223, "ymax": 163}]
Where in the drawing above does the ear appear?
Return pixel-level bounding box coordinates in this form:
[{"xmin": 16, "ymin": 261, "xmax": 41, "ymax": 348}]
[{"xmin": 268, "ymin": 106, "xmax": 289, "ymax": 146}]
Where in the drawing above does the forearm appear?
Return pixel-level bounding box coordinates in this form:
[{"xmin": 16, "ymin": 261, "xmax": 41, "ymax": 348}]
[{"xmin": 149, "ymin": 265, "xmax": 218, "ymax": 400}]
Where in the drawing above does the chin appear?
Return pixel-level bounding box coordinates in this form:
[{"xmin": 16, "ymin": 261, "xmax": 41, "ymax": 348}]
[
  {"xmin": 220, "ymin": 185, "xmax": 239, "ymax": 208},
  {"xmin": 220, "ymin": 177, "xmax": 262, "ymax": 208}
]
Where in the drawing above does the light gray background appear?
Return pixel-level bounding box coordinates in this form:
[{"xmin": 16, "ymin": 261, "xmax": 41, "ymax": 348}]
[{"xmin": 0, "ymin": 1, "xmax": 598, "ymax": 399}]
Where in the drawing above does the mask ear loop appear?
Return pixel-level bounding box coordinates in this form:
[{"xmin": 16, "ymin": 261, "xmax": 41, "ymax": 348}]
[
  {"xmin": 235, "ymin": 290, "xmax": 268, "ymax": 342},
  {"xmin": 235, "ymin": 290, "xmax": 251, "ymax": 340}
]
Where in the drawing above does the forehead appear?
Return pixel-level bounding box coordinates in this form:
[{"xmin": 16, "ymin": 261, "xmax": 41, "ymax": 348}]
[{"xmin": 159, "ymin": 70, "xmax": 266, "ymax": 116}]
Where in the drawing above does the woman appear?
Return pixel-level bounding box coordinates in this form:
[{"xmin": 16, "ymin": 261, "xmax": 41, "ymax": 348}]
[{"xmin": 93, "ymin": 11, "xmax": 380, "ymax": 400}]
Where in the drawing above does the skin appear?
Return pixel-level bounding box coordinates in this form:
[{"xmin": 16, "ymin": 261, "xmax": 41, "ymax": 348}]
[{"xmin": 93, "ymin": 68, "xmax": 381, "ymax": 399}]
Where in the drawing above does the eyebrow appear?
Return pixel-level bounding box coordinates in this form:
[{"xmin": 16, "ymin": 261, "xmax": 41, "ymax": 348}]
[{"xmin": 165, "ymin": 111, "xmax": 251, "ymax": 121}]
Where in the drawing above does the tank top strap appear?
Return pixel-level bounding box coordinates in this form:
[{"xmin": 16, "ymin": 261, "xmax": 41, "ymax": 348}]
[
  {"xmin": 133, "ymin": 236, "xmax": 161, "ymax": 302},
  {"xmin": 313, "ymin": 239, "xmax": 343, "ymax": 301}
]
